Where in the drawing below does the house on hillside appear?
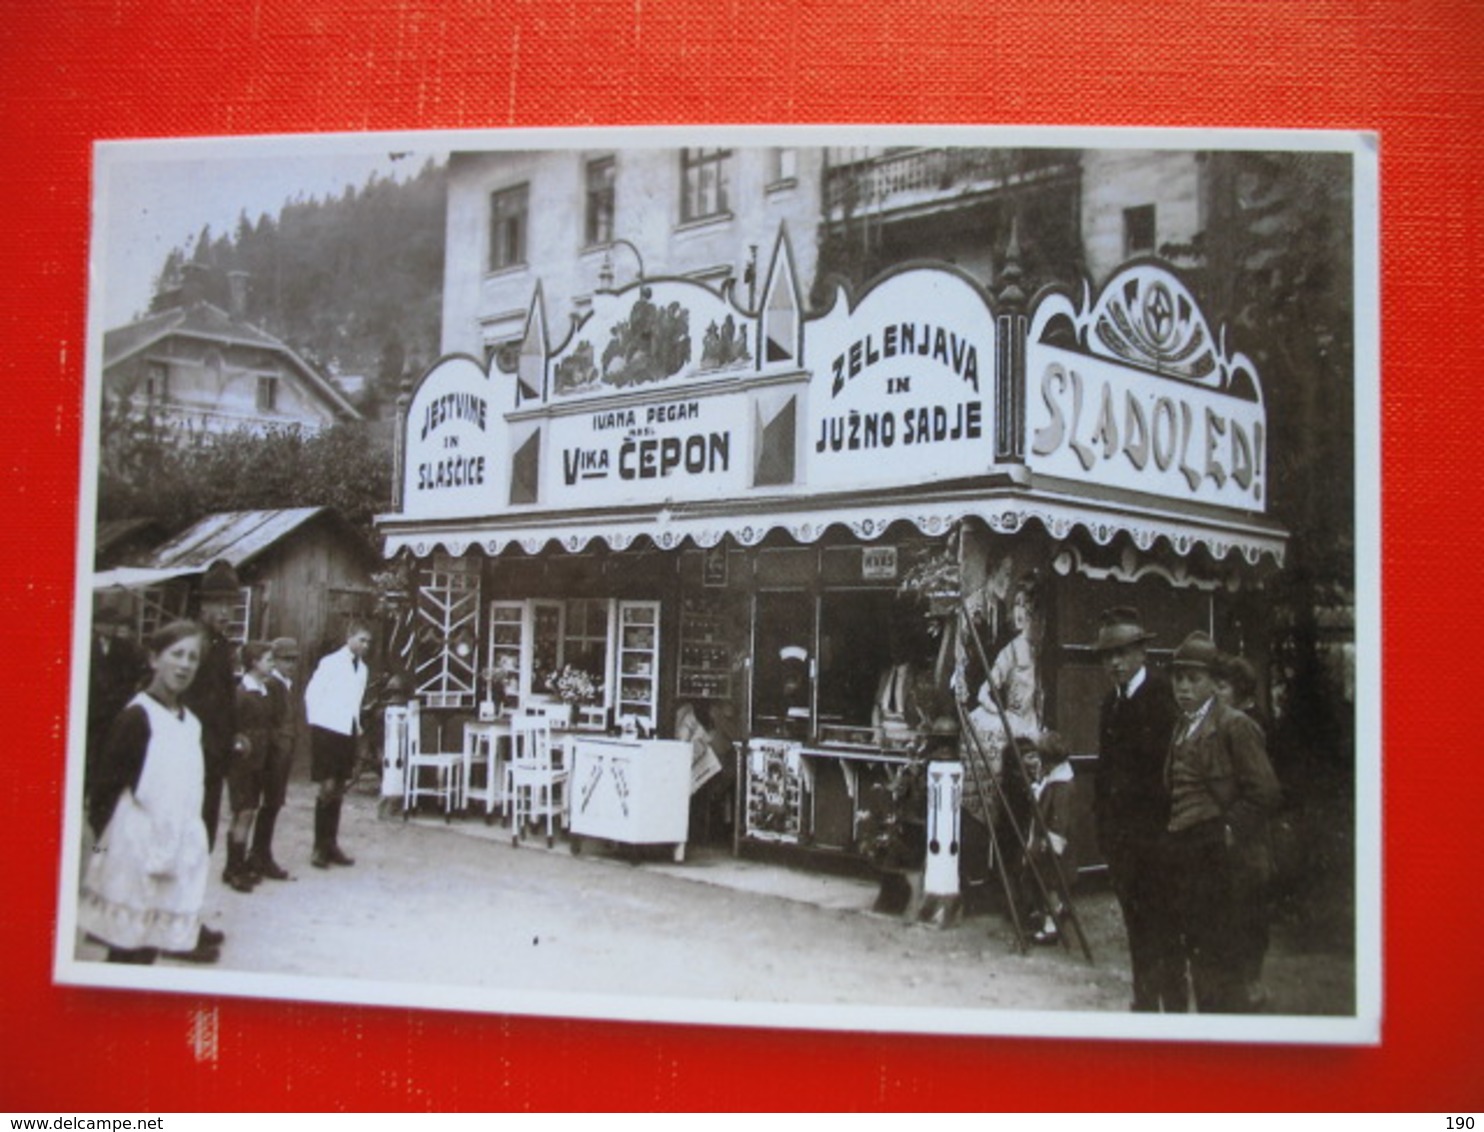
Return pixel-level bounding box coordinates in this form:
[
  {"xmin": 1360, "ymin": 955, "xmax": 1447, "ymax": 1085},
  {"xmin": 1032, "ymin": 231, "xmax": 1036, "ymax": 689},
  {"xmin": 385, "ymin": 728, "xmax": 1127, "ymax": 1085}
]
[
  {"xmin": 96, "ymin": 507, "xmax": 380, "ymax": 661},
  {"xmin": 102, "ymin": 265, "xmax": 361, "ymax": 436}
]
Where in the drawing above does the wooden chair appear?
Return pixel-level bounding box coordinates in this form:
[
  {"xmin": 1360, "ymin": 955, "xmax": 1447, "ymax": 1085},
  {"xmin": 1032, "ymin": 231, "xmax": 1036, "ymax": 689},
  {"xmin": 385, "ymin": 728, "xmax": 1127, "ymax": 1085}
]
[
  {"xmin": 506, "ymin": 713, "xmax": 569, "ymax": 847},
  {"xmin": 402, "ymin": 701, "xmax": 463, "ymax": 821}
]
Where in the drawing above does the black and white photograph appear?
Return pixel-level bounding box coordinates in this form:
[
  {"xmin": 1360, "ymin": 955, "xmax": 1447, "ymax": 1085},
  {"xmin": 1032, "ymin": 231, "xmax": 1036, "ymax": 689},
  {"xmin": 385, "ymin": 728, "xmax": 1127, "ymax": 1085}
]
[{"xmin": 56, "ymin": 126, "xmax": 1379, "ymax": 1044}]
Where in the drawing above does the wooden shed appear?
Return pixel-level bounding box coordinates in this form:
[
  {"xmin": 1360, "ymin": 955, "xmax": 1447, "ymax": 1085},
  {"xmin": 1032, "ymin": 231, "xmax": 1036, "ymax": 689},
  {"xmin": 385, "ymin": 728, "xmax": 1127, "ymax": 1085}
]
[{"xmin": 112, "ymin": 507, "xmax": 380, "ymax": 659}]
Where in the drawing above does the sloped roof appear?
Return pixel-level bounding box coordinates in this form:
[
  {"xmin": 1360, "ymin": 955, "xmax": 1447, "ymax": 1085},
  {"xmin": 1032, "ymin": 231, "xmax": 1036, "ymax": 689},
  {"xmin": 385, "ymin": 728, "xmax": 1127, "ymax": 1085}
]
[
  {"xmin": 102, "ymin": 302, "xmax": 360, "ymax": 420},
  {"xmin": 144, "ymin": 507, "xmax": 336, "ymax": 570}
]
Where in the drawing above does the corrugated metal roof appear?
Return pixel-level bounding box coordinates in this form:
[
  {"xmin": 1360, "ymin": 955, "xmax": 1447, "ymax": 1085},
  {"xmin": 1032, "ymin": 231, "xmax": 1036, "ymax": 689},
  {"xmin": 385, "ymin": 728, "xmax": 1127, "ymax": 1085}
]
[{"xmin": 145, "ymin": 507, "xmax": 327, "ymax": 570}]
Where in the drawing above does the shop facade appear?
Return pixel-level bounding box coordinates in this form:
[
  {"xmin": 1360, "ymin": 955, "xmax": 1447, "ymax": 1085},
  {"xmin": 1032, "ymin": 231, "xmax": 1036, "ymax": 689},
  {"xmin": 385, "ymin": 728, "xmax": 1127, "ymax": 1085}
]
[{"xmin": 378, "ymin": 230, "xmax": 1285, "ymax": 868}]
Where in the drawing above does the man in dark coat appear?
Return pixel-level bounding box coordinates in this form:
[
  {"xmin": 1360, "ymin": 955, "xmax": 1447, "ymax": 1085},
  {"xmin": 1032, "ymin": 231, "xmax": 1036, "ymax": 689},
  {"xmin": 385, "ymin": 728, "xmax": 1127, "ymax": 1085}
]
[
  {"xmin": 1091, "ymin": 606, "xmax": 1187, "ymax": 1012},
  {"xmin": 183, "ymin": 559, "xmax": 241, "ymax": 852}
]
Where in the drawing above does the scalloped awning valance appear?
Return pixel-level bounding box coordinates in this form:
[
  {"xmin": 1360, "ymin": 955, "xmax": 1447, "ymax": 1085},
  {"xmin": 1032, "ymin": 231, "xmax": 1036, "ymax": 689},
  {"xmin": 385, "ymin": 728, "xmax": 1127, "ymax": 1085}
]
[{"xmin": 379, "ymin": 475, "xmax": 1286, "ymax": 568}]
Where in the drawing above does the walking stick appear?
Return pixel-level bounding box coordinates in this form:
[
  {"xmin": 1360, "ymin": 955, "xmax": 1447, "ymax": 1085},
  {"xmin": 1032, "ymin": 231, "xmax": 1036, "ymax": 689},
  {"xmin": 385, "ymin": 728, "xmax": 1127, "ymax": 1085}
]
[{"xmin": 958, "ymin": 597, "xmax": 1095, "ymax": 963}]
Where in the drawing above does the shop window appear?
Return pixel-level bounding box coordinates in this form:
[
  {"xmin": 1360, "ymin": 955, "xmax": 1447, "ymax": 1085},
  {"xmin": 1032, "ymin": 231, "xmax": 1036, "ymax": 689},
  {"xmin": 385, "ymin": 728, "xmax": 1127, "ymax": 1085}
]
[
  {"xmin": 752, "ymin": 590, "xmax": 815, "ymax": 738},
  {"xmin": 489, "ymin": 184, "xmax": 529, "ymax": 271},
  {"xmin": 680, "ymin": 147, "xmax": 732, "ymax": 223},
  {"xmin": 584, "ymin": 157, "xmax": 615, "ymax": 247},
  {"xmin": 816, "ymin": 591, "xmax": 895, "ymax": 730},
  {"xmin": 562, "ymin": 597, "xmax": 610, "ymax": 685},
  {"xmin": 413, "ymin": 555, "xmax": 481, "ymax": 709},
  {"xmin": 816, "ymin": 590, "xmax": 936, "ymax": 738},
  {"xmin": 1123, "ymin": 204, "xmax": 1156, "ymax": 258}
]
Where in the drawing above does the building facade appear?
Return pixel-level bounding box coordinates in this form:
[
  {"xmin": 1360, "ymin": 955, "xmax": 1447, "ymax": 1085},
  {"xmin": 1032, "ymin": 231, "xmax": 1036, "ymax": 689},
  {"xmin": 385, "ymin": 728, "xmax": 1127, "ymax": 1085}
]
[{"xmin": 102, "ymin": 266, "xmax": 361, "ymax": 437}]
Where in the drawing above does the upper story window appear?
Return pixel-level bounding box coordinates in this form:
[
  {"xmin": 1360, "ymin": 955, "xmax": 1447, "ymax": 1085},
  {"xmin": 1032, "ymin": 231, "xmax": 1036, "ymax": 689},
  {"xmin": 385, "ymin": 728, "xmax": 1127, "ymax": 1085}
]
[
  {"xmin": 144, "ymin": 360, "xmax": 169, "ymax": 403},
  {"xmin": 489, "ymin": 184, "xmax": 529, "ymax": 271},
  {"xmin": 768, "ymin": 147, "xmax": 798, "ymax": 188},
  {"xmin": 680, "ymin": 148, "xmax": 732, "ymax": 223},
  {"xmin": 585, "ymin": 158, "xmax": 616, "ymax": 247},
  {"xmin": 1123, "ymin": 204, "xmax": 1157, "ymax": 258},
  {"xmin": 255, "ymin": 374, "xmax": 279, "ymax": 413}
]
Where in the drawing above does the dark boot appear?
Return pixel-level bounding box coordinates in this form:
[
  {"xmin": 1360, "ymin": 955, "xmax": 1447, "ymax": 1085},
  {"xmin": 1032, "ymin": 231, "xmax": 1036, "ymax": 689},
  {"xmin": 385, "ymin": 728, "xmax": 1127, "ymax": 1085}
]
[
  {"xmin": 250, "ymin": 808, "xmax": 290, "ymax": 880},
  {"xmin": 223, "ymin": 839, "xmax": 256, "ymax": 893},
  {"xmin": 311, "ymin": 799, "xmax": 332, "ymax": 869},
  {"xmin": 325, "ymin": 798, "xmax": 355, "ymax": 867}
]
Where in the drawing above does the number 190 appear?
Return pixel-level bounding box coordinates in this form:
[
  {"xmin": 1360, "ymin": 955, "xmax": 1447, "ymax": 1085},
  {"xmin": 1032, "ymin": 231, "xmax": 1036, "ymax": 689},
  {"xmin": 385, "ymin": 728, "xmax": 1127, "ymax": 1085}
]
[{"xmin": 1446, "ymin": 1119, "xmax": 1475, "ymax": 1130}]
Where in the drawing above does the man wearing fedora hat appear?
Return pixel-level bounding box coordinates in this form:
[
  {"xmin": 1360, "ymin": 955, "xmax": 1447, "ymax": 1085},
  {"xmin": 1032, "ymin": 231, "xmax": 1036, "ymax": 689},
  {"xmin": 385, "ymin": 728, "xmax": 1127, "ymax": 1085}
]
[
  {"xmin": 1091, "ymin": 606, "xmax": 1187, "ymax": 1012},
  {"xmin": 1164, "ymin": 630, "xmax": 1281, "ymax": 1013}
]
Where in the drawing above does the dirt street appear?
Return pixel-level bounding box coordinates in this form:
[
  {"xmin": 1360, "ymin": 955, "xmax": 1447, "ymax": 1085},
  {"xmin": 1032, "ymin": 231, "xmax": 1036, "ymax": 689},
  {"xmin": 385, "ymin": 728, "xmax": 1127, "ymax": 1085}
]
[{"xmin": 71, "ymin": 781, "xmax": 1355, "ymax": 1025}]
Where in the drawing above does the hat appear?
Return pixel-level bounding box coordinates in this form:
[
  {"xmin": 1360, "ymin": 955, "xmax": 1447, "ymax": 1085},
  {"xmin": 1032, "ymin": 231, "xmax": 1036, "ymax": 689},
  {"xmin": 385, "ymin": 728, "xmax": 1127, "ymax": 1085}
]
[
  {"xmin": 271, "ymin": 636, "xmax": 300, "ymax": 659},
  {"xmin": 1090, "ymin": 606, "xmax": 1156, "ymax": 652},
  {"xmin": 1171, "ymin": 631, "xmax": 1219, "ymax": 670},
  {"xmin": 198, "ymin": 559, "xmax": 242, "ymax": 598}
]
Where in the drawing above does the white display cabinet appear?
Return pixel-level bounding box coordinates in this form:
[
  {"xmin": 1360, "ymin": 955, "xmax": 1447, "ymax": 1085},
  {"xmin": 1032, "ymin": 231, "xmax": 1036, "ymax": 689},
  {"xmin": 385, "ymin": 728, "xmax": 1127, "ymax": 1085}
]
[
  {"xmin": 567, "ymin": 737, "xmax": 691, "ymax": 861},
  {"xmin": 614, "ymin": 600, "xmax": 660, "ymax": 730}
]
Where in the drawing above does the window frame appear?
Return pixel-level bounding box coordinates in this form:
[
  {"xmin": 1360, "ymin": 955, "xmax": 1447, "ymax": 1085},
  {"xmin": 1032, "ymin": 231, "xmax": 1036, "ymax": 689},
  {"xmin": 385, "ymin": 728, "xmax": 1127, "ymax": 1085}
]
[
  {"xmin": 489, "ymin": 183, "xmax": 530, "ymax": 272},
  {"xmin": 679, "ymin": 147, "xmax": 733, "ymax": 224},
  {"xmin": 584, "ymin": 157, "xmax": 616, "ymax": 248},
  {"xmin": 1123, "ymin": 203, "xmax": 1157, "ymax": 259}
]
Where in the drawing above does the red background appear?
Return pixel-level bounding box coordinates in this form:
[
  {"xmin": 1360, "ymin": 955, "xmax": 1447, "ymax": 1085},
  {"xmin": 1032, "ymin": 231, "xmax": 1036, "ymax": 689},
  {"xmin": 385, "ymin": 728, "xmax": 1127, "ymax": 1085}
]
[{"xmin": 3, "ymin": 0, "xmax": 1480, "ymax": 1111}]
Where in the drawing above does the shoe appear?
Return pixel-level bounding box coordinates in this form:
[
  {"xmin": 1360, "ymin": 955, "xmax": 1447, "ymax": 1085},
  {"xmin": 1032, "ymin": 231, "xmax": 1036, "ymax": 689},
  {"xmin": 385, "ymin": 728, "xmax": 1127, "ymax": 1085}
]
[
  {"xmin": 222, "ymin": 868, "xmax": 256, "ymax": 893},
  {"xmin": 163, "ymin": 940, "xmax": 221, "ymax": 964},
  {"xmin": 311, "ymin": 846, "xmax": 331, "ymax": 869},
  {"xmin": 325, "ymin": 845, "xmax": 355, "ymax": 867},
  {"xmin": 1031, "ymin": 925, "xmax": 1060, "ymax": 946},
  {"xmin": 251, "ymin": 854, "xmax": 291, "ymax": 881},
  {"xmin": 198, "ymin": 925, "xmax": 226, "ymax": 948}
]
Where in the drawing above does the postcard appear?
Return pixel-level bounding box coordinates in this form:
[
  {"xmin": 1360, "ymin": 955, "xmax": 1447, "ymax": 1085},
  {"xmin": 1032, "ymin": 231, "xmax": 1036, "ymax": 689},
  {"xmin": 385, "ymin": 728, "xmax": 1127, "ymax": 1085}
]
[{"xmin": 57, "ymin": 125, "xmax": 1379, "ymax": 1044}]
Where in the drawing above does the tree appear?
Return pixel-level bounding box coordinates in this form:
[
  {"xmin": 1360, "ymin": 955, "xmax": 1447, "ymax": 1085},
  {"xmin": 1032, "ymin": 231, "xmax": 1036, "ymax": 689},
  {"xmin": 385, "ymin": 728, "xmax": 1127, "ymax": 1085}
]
[
  {"xmin": 1167, "ymin": 151, "xmax": 1356, "ymax": 772},
  {"xmin": 97, "ymin": 411, "xmax": 394, "ymax": 548}
]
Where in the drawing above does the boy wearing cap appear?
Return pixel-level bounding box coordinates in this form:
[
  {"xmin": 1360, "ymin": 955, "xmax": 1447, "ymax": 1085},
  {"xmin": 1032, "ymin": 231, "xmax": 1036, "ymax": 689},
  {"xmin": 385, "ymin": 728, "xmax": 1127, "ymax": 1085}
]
[
  {"xmin": 249, "ymin": 636, "xmax": 302, "ymax": 880},
  {"xmin": 1165, "ymin": 631, "xmax": 1282, "ymax": 1013},
  {"xmin": 1091, "ymin": 606, "xmax": 1187, "ymax": 1012}
]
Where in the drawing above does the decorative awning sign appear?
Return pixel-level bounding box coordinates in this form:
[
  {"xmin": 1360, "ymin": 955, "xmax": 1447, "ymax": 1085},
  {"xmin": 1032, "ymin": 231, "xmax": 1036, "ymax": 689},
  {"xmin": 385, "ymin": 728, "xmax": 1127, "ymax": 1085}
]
[
  {"xmin": 1025, "ymin": 266, "xmax": 1268, "ymax": 510},
  {"xmin": 385, "ymin": 233, "xmax": 1283, "ymax": 565}
]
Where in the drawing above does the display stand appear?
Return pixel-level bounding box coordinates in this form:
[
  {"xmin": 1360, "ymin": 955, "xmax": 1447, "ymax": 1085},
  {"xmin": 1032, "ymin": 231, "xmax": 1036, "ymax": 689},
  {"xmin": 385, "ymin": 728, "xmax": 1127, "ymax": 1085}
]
[{"xmin": 568, "ymin": 736, "xmax": 691, "ymax": 861}]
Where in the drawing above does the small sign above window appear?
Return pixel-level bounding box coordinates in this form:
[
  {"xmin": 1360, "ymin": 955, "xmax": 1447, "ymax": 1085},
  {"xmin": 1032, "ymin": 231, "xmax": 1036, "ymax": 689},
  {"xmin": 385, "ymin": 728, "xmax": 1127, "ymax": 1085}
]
[{"xmin": 861, "ymin": 546, "xmax": 898, "ymax": 580}]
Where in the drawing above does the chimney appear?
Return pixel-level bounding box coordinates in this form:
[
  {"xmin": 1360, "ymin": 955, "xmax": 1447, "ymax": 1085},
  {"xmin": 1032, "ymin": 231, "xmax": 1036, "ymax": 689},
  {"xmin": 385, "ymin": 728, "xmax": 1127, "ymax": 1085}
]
[
  {"xmin": 180, "ymin": 262, "xmax": 211, "ymax": 307},
  {"xmin": 227, "ymin": 270, "xmax": 250, "ymax": 320}
]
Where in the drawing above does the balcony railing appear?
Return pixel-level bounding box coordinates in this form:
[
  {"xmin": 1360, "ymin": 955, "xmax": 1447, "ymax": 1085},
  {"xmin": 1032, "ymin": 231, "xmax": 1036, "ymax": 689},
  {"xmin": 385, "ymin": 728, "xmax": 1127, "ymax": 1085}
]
[{"xmin": 824, "ymin": 147, "xmax": 1077, "ymax": 217}]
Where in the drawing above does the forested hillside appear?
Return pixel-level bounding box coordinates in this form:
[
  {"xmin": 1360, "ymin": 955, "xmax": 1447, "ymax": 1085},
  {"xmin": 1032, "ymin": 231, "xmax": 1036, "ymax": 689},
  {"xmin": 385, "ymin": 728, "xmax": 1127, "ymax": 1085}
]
[{"xmin": 149, "ymin": 158, "xmax": 446, "ymax": 419}]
